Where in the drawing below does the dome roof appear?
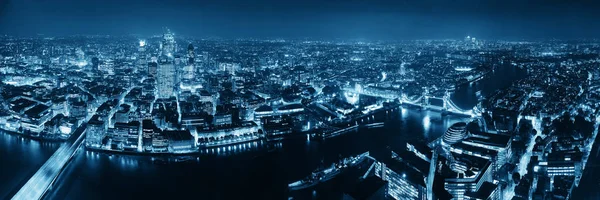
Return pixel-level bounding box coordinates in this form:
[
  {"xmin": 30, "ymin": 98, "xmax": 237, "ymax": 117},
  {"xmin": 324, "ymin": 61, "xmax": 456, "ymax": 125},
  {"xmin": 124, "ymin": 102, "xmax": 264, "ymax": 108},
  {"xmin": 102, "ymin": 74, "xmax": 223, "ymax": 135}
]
[{"xmin": 442, "ymin": 122, "xmax": 468, "ymax": 145}]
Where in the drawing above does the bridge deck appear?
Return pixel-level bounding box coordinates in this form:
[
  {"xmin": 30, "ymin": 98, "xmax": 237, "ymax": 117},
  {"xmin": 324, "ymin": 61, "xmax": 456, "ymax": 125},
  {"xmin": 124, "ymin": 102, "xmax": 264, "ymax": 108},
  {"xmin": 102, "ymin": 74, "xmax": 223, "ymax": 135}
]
[{"xmin": 12, "ymin": 124, "xmax": 87, "ymax": 200}]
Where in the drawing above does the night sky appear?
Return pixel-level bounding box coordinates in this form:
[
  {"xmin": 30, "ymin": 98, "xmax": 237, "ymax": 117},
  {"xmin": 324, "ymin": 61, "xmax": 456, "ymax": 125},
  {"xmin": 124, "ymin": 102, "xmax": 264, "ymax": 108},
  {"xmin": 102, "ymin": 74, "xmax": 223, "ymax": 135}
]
[{"xmin": 0, "ymin": 0, "xmax": 599, "ymax": 40}]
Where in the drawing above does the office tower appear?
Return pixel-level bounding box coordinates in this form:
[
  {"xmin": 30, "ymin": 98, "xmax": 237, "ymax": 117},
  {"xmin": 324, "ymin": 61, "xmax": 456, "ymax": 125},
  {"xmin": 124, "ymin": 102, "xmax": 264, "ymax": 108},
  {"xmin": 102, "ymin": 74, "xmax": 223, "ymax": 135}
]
[
  {"xmin": 182, "ymin": 44, "xmax": 195, "ymax": 83},
  {"xmin": 187, "ymin": 43, "xmax": 195, "ymax": 64},
  {"xmin": 148, "ymin": 62, "xmax": 158, "ymax": 78},
  {"xmin": 161, "ymin": 29, "xmax": 176, "ymax": 57},
  {"xmin": 138, "ymin": 40, "xmax": 147, "ymax": 73},
  {"xmin": 174, "ymin": 55, "xmax": 184, "ymax": 86},
  {"xmin": 157, "ymin": 58, "xmax": 175, "ymax": 98}
]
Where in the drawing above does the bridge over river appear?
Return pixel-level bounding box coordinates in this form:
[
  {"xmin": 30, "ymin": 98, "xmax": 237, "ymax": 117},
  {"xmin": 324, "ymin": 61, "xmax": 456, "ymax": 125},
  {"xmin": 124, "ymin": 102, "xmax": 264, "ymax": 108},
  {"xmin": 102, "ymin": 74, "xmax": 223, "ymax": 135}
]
[
  {"xmin": 342, "ymin": 86, "xmax": 479, "ymax": 117},
  {"xmin": 11, "ymin": 123, "xmax": 87, "ymax": 200}
]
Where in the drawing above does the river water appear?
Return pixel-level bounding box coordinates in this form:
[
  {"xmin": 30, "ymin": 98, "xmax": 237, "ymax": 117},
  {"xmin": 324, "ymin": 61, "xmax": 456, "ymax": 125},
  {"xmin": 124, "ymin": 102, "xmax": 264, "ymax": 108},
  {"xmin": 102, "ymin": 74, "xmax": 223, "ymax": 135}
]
[
  {"xmin": 0, "ymin": 132, "xmax": 60, "ymax": 199},
  {"xmin": 0, "ymin": 65, "xmax": 532, "ymax": 200}
]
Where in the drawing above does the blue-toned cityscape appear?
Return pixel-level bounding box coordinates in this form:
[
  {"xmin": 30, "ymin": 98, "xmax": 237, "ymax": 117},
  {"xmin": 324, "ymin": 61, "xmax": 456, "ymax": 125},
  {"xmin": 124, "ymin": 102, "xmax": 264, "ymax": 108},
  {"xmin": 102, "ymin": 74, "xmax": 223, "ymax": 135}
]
[{"xmin": 2, "ymin": 1, "xmax": 600, "ymax": 200}]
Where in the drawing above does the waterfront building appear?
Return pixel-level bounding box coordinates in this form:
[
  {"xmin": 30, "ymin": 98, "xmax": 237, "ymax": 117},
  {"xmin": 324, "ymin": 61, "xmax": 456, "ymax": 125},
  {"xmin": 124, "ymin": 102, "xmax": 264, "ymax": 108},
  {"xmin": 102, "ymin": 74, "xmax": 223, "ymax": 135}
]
[
  {"xmin": 196, "ymin": 121, "xmax": 261, "ymax": 147},
  {"xmin": 262, "ymin": 116, "xmax": 293, "ymax": 139},
  {"xmin": 164, "ymin": 130, "xmax": 194, "ymax": 153},
  {"xmin": 152, "ymin": 131, "xmax": 169, "ymax": 153},
  {"xmin": 374, "ymin": 158, "xmax": 428, "ymax": 200},
  {"xmin": 142, "ymin": 119, "xmax": 158, "ymax": 152},
  {"xmin": 86, "ymin": 115, "xmax": 107, "ymax": 149},
  {"xmin": 21, "ymin": 104, "xmax": 52, "ymax": 134},
  {"xmin": 441, "ymin": 122, "xmax": 468, "ymax": 147},
  {"xmin": 111, "ymin": 121, "xmax": 140, "ymax": 151}
]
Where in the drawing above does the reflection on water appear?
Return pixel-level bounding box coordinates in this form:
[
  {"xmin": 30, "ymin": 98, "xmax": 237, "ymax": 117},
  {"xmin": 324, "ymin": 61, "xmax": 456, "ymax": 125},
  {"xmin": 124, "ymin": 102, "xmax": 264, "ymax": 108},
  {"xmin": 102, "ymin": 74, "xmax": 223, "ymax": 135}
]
[
  {"xmin": 202, "ymin": 140, "xmax": 277, "ymax": 156},
  {"xmin": 0, "ymin": 131, "xmax": 60, "ymax": 199},
  {"xmin": 423, "ymin": 113, "xmax": 431, "ymax": 138},
  {"xmin": 42, "ymin": 108, "xmax": 469, "ymax": 200},
  {"xmin": 0, "ymin": 64, "xmax": 532, "ymax": 199},
  {"xmin": 451, "ymin": 65, "xmax": 528, "ymax": 110}
]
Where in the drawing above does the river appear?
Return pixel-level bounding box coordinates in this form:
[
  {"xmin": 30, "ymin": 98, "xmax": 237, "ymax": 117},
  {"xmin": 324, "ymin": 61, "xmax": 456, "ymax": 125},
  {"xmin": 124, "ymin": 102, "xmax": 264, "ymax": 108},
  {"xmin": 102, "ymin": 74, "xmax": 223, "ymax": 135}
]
[{"xmin": 0, "ymin": 65, "xmax": 530, "ymax": 200}]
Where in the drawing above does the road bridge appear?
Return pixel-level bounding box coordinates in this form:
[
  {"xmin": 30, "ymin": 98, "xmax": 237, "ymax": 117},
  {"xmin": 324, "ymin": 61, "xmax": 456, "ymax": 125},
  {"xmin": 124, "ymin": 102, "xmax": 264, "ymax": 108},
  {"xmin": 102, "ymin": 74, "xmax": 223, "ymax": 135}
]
[{"xmin": 12, "ymin": 123, "xmax": 87, "ymax": 200}]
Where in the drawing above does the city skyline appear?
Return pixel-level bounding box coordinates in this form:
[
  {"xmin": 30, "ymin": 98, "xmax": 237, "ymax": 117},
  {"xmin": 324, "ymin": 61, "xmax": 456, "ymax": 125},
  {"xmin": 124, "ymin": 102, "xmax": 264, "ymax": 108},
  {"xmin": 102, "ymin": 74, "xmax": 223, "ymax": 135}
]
[{"xmin": 2, "ymin": 1, "xmax": 600, "ymax": 200}]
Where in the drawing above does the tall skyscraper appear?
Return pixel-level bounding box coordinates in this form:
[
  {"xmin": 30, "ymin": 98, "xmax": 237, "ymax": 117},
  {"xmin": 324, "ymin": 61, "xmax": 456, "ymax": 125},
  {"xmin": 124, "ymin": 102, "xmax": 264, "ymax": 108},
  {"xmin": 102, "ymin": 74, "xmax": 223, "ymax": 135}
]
[
  {"xmin": 187, "ymin": 43, "xmax": 195, "ymax": 64},
  {"xmin": 182, "ymin": 44, "xmax": 195, "ymax": 83},
  {"xmin": 157, "ymin": 58, "xmax": 175, "ymax": 98},
  {"xmin": 161, "ymin": 29, "xmax": 176, "ymax": 57},
  {"xmin": 138, "ymin": 40, "xmax": 147, "ymax": 73}
]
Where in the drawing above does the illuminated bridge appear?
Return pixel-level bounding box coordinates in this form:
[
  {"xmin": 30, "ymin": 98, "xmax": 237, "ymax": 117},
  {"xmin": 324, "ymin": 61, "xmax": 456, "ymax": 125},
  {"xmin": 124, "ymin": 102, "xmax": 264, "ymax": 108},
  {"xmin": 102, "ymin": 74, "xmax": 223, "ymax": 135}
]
[
  {"xmin": 12, "ymin": 124, "xmax": 87, "ymax": 200},
  {"xmin": 343, "ymin": 87, "xmax": 480, "ymax": 117}
]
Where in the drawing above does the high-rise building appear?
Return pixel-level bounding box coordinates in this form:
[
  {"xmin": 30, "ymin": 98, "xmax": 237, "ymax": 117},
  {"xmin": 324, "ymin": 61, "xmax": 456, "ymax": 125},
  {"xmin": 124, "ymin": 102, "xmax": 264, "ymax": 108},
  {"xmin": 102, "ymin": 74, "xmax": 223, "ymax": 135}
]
[
  {"xmin": 138, "ymin": 40, "xmax": 147, "ymax": 73},
  {"xmin": 161, "ymin": 29, "xmax": 176, "ymax": 57},
  {"xmin": 148, "ymin": 62, "xmax": 158, "ymax": 78},
  {"xmin": 187, "ymin": 43, "xmax": 195, "ymax": 64},
  {"xmin": 219, "ymin": 62, "xmax": 240, "ymax": 75},
  {"xmin": 157, "ymin": 58, "xmax": 175, "ymax": 98},
  {"xmin": 182, "ymin": 44, "xmax": 195, "ymax": 83},
  {"xmin": 85, "ymin": 115, "xmax": 106, "ymax": 149}
]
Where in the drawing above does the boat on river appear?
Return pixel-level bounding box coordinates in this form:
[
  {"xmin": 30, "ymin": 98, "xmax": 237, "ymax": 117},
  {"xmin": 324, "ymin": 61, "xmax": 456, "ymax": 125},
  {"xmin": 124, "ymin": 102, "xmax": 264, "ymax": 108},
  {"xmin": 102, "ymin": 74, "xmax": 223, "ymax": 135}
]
[{"xmin": 288, "ymin": 152, "xmax": 370, "ymax": 191}]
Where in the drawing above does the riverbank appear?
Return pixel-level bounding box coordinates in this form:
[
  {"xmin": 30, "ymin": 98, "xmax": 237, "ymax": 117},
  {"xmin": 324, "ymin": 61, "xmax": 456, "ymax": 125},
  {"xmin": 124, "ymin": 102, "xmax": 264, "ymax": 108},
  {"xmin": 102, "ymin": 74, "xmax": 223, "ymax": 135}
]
[{"xmin": 0, "ymin": 128, "xmax": 68, "ymax": 142}]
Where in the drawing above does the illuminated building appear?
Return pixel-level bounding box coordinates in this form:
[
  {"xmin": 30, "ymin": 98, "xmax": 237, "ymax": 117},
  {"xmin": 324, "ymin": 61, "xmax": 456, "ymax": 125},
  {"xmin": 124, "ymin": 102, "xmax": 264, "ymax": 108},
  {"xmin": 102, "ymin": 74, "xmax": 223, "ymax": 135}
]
[
  {"xmin": 196, "ymin": 121, "xmax": 262, "ymax": 147},
  {"xmin": 442, "ymin": 122, "xmax": 468, "ymax": 147},
  {"xmin": 213, "ymin": 112, "xmax": 233, "ymax": 126},
  {"xmin": 67, "ymin": 100, "xmax": 87, "ymax": 119},
  {"xmin": 138, "ymin": 40, "xmax": 147, "ymax": 73},
  {"xmin": 148, "ymin": 62, "xmax": 158, "ymax": 77},
  {"xmin": 156, "ymin": 58, "xmax": 175, "ymax": 98},
  {"xmin": 276, "ymin": 104, "xmax": 304, "ymax": 115},
  {"xmin": 21, "ymin": 104, "xmax": 52, "ymax": 134},
  {"xmin": 161, "ymin": 29, "xmax": 176, "ymax": 57},
  {"xmin": 163, "ymin": 130, "xmax": 194, "ymax": 153},
  {"xmin": 86, "ymin": 115, "xmax": 107, "ymax": 149},
  {"xmin": 432, "ymin": 122, "xmax": 511, "ymax": 200},
  {"xmin": 254, "ymin": 105, "xmax": 274, "ymax": 119},
  {"xmin": 459, "ymin": 131, "xmax": 512, "ymax": 171},
  {"xmin": 99, "ymin": 58, "xmax": 114, "ymax": 75},
  {"xmin": 182, "ymin": 44, "xmax": 195, "ymax": 84},
  {"xmin": 110, "ymin": 121, "xmax": 140, "ymax": 150},
  {"xmin": 219, "ymin": 62, "xmax": 240, "ymax": 75},
  {"xmin": 444, "ymin": 158, "xmax": 494, "ymax": 200},
  {"xmin": 262, "ymin": 116, "xmax": 293, "ymax": 139},
  {"xmin": 181, "ymin": 113, "xmax": 208, "ymax": 127},
  {"xmin": 374, "ymin": 160, "xmax": 427, "ymax": 200},
  {"xmin": 142, "ymin": 119, "xmax": 158, "ymax": 152},
  {"xmin": 152, "ymin": 132, "xmax": 169, "ymax": 153}
]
